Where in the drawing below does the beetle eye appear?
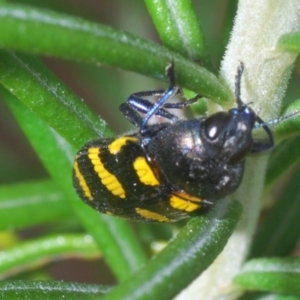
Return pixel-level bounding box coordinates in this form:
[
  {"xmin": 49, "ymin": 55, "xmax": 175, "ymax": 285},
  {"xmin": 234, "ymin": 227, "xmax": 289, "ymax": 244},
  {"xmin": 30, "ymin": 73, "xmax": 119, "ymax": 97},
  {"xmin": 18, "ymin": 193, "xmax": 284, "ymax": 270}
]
[{"xmin": 204, "ymin": 112, "xmax": 231, "ymax": 140}]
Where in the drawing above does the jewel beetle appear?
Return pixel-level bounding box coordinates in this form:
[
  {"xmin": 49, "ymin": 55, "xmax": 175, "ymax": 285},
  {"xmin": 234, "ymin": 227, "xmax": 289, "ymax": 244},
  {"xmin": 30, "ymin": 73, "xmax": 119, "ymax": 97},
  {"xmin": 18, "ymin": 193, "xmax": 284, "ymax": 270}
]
[{"xmin": 73, "ymin": 63, "xmax": 274, "ymax": 222}]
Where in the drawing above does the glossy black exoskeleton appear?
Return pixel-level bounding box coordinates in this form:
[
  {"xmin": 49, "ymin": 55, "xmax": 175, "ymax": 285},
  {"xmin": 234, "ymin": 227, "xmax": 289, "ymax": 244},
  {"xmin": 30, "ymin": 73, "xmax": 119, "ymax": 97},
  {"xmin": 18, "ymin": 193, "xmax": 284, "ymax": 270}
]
[
  {"xmin": 121, "ymin": 62, "xmax": 273, "ymax": 197},
  {"xmin": 73, "ymin": 63, "xmax": 274, "ymax": 222}
]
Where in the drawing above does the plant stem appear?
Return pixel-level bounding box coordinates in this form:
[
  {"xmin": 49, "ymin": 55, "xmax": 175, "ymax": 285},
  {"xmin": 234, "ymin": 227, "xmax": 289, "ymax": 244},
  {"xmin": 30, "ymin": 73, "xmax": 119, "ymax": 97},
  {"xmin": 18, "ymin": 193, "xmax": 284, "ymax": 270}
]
[{"xmin": 176, "ymin": 0, "xmax": 300, "ymax": 299}]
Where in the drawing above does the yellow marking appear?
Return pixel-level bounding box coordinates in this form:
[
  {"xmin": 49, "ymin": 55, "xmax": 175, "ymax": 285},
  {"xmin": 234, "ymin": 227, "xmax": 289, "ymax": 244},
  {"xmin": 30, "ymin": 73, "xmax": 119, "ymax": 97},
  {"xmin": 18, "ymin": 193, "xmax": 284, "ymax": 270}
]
[
  {"xmin": 88, "ymin": 148, "xmax": 100, "ymax": 155},
  {"xmin": 175, "ymin": 192, "xmax": 202, "ymax": 203},
  {"xmin": 135, "ymin": 208, "xmax": 169, "ymax": 222},
  {"xmin": 106, "ymin": 211, "xmax": 113, "ymax": 216},
  {"xmin": 108, "ymin": 137, "xmax": 138, "ymax": 154},
  {"xmin": 170, "ymin": 194, "xmax": 201, "ymax": 212},
  {"xmin": 88, "ymin": 147, "xmax": 126, "ymax": 198},
  {"xmin": 133, "ymin": 157, "xmax": 159, "ymax": 186},
  {"xmin": 73, "ymin": 161, "xmax": 93, "ymax": 200}
]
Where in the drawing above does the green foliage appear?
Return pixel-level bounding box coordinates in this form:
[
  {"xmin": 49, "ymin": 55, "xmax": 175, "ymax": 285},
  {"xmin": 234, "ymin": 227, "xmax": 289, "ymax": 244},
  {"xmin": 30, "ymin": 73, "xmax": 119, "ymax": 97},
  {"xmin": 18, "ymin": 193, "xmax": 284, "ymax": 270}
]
[
  {"xmin": 0, "ymin": 1, "xmax": 300, "ymax": 299},
  {"xmin": 234, "ymin": 258, "xmax": 300, "ymax": 295}
]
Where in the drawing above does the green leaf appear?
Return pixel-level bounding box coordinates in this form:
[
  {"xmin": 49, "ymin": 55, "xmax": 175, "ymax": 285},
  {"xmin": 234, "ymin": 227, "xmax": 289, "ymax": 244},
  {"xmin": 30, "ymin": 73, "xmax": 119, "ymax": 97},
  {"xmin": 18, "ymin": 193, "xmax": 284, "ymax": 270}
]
[
  {"xmin": 0, "ymin": 51, "xmax": 112, "ymax": 149},
  {"xmin": 278, "ymin": 33, "xmax": 300, "ymax": 53},
  {"xmin": 102, "ymin": 199, "xmax": 242, "ymax": 300},
  {"xmin": 239, "ymin": 292, "xmax": 300, "ymax": 300},
  {"xmin": 0, "ymin": 234, "xmax": 99, "ymax": 279},
  {"xmin": 0, "ymin": 280, "xmax": 110, "ymax": 299},
  {"xmin": 234, "ymin": 258, "xmax": 300, "ymax": 295},
  {"xmin": 144, "ymin": 0, "xmax": 212, "ymax": 68},
  {"xmin": 0, "ymin": 180, "xmax": 70, "ymax": 230},
  {"xmin": 0, "ymin": 3, "xmax": 231, "ymax": 105}
]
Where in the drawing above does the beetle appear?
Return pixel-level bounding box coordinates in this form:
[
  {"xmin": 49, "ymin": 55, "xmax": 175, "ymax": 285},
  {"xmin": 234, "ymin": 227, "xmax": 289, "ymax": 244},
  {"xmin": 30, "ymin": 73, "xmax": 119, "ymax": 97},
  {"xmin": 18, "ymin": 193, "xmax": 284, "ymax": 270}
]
[{"xmin": 73, "ymin": 63, "xmax": 274, "ymax": 222}]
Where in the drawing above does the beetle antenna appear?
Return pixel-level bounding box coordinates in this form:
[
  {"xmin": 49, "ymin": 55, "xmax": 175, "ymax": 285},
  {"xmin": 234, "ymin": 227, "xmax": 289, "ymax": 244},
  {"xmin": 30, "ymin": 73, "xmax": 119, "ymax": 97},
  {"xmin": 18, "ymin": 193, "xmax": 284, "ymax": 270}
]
[
  {"xmin": 235, "ymin": 62, "xmax": 245, "ymax": 108},
  {"xmin": 255, "ymin": 110, "xmax": 300, "ymax": 129}
]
